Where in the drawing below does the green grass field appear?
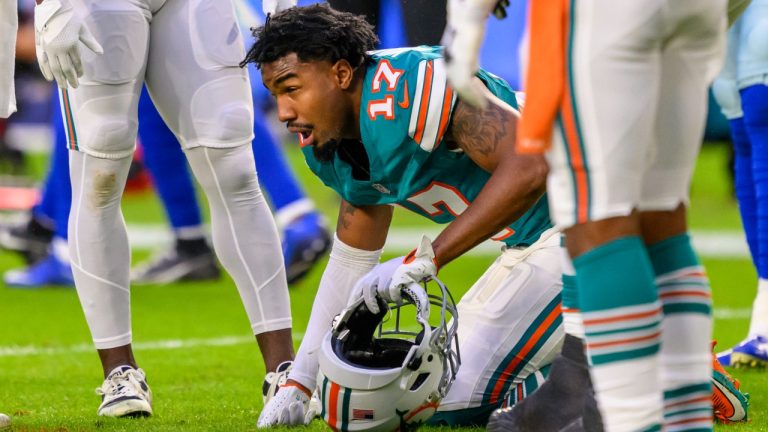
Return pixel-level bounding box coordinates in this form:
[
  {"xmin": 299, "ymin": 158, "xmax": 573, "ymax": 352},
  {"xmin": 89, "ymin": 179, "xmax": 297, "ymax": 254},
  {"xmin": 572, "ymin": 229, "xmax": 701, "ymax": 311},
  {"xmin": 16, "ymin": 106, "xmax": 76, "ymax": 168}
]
[{"xmin": 0, "ymin": 142, "xmax": 764, "ymax": 431}]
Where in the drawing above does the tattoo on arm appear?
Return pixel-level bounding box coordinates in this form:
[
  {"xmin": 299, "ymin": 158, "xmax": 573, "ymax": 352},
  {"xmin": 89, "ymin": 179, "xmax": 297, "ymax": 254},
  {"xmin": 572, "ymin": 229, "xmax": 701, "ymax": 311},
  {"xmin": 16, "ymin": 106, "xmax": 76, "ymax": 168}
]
[
  {"xmin": 338, "ymin": 200, "xmax": 358, "ymax": 231},
  {"xmin": 449, "ymin": 101, "xmax": 509, "ymax": 156}
]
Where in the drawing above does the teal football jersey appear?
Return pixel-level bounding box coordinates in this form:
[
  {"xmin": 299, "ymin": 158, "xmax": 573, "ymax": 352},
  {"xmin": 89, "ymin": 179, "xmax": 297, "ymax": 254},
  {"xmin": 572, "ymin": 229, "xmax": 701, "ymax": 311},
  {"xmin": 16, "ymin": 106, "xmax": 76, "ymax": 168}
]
[{"xmin": 302, "ymin": 46, "xmax": 551, "ymax": 247}]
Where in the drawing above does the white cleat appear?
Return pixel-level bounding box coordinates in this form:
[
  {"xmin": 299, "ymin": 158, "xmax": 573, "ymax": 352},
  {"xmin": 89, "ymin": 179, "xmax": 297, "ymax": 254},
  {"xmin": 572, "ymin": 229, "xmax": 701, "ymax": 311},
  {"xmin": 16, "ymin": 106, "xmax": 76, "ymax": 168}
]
[
  {"xmin": 96, "ymin": 365, "xmax": 153, "ymax": 417},
  {"xmin": 262, "ymin": 361, "xmax": 293, "ymax": 405}
]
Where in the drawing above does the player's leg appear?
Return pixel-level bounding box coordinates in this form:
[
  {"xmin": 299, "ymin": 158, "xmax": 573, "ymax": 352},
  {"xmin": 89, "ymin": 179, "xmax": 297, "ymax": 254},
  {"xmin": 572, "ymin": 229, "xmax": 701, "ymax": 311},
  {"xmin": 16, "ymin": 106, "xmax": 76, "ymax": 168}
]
[
  {"xmin": 132, "ymin": 86, "xmax": 219, "ymax": 284},
  {"xmin": 4, "ymin": 89, "xmax": 73, "ymax": 287},
  {"xmin": 64, "ymin": 0, "xmax": 152, "ymax": 417},
  {"xmin": 735, "ymin": 83, "xmax": 768, "ymax": 361},
  {"xmin": 145, "ymin": 0, "xmax": 293, "ymax": 373},
  {"xmin": 487, "ymin": 245, "xmax": 603, "ymax": 432},
  {"xmin": 639, "ymin": 4, "xmax": 726, "ymax": 429},
  {"xmin": 545, "ymin": 2, "xmax": 669, "ymax": 430},
  {"xmin": 429, "ymin": 230, "xmax": 564, "ymax": 427},
  {"xmin": 251, "ymin": 112, "xmax": 330, "ymax": 284}
]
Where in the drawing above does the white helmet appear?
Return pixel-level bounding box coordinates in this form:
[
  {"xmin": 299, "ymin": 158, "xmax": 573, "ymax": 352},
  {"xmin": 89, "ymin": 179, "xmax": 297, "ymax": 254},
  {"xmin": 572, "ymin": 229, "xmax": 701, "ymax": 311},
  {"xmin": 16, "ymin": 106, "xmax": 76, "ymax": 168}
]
[{"xmin": 317, "ymin": 277, "xmax": 460, "ymax": 432}]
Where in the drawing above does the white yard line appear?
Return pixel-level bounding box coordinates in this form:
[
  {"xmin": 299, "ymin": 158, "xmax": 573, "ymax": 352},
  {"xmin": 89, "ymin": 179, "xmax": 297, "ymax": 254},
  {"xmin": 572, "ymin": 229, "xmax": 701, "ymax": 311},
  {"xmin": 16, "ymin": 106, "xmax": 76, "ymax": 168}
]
[
  {"xmin": 127, "ymin": 225, "xmax": 751, "ymax": 258},
  {"xmin": 0, "ymin": 308, "xmax": 752, "ymax": 358},
  {"xmin": 0, "ymin": 333, "xmax": 304, "ymax": 358}
]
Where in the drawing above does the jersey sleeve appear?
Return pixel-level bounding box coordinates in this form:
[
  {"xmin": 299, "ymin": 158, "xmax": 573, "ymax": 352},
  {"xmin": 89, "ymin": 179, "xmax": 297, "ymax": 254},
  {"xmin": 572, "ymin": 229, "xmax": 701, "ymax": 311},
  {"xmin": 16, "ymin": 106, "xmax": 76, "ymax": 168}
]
[{"xmin": 407, "ymin": 58, "xmax": 457, "ymax": 153}]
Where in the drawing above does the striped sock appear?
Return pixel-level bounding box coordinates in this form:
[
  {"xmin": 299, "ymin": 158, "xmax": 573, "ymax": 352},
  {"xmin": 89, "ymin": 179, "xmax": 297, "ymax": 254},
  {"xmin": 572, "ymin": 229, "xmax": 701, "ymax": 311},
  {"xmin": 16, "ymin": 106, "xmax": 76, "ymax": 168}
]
[
  {"xmin": 561, "ymin": 248, "xmax": 585, "ymax": 339},
  {"xmin": 574, "ymin": 236, "xmax": 663, "ymax": 432},
  {"xmin": 648, "ymin": 233, "xmax": 713, "ymax": 432}
]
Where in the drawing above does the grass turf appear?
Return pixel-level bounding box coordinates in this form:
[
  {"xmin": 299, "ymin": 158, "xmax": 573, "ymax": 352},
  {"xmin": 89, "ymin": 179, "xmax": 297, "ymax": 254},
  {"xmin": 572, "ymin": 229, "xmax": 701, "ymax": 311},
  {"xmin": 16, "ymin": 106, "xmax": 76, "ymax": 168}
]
[{"xmin": 0, "ymin": 142, "xmax": 762, "ymax": 431}]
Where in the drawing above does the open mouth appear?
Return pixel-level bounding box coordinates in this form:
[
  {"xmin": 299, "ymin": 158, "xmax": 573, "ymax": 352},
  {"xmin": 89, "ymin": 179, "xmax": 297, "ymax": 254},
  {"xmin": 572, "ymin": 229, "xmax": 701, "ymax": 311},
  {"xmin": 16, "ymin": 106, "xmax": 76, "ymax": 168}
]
[
  {"xmin": 297, "ymin": 130, "xmax": 314, "ymax": 147},
  {"xmin": 288, "ymin": 125, "xmax": 315, "ymax": 147}
]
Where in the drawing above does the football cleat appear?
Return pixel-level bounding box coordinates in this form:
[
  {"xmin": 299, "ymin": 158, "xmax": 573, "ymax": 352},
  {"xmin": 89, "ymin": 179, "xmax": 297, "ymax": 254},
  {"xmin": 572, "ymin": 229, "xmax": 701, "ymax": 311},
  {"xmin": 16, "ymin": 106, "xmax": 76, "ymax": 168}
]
[
  {"xmin": 4, "ymin": 253, "xmax": 74, "ymax": 288},
  {"xmin": 0, "ymin": 216, "xmax": 54, "ymax": 264},
  {"xmin": 711, "ymin": 341, "xmax": 749, "ymax": 423},
  {"xmin": 96, "ymin": 365, "xmax": 153, "ymax": 417},
  {"xmin": 131, "ymin": 244, "xmax": 220, "ymax": 284},
  {"xmin": 727, "ymin": 335, "xmax": 768, "ymax": 369},
  {"xmin": 262, "ymin": 360, "xmax": 293, "ymax": 405},
  {"xmin": 282, "ymin": 212, "xmax": 331, "ymax": 285},
  {"xmin": 487, "ymin": 334, "xmax": 602, "ymax": 432}
]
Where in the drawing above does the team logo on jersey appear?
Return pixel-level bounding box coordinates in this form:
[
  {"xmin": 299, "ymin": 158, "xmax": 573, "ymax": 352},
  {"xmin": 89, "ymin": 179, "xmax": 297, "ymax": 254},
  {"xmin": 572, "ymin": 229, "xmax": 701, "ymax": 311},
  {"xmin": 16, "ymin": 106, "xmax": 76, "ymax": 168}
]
[{"xmin": 372, "ymin": 183, "xmax": 391, "ymax": 194}]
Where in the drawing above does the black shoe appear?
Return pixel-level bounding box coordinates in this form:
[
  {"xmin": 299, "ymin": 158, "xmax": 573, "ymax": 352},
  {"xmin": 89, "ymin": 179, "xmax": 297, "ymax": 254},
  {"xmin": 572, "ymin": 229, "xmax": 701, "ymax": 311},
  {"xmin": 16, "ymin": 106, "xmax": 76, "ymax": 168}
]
[
  {"xmin": 487, "ymin": 334, "xmax": 603, "ymax": 432},
  {"xmin": 0, "ymin": 216, "xmax": 54, "ymax": 264},
  {"xmin": 131, "ymin": 240, "xmax": 220, "ymax": 284}
]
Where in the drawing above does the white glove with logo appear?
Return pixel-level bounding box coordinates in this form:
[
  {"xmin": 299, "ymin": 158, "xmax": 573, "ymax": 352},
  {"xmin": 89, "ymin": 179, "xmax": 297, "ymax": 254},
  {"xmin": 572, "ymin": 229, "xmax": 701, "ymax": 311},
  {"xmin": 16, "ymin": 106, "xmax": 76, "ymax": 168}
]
[
  {"xmin": 349, "ymin": 256, "xmax": 403, "ymax": 314},
  {"xmin": 257, "ymin": 383, "xmax": 318, "ymax": 427},
  {"xmin": 34, "ymin": 0, "xmax": 103, "ymax": 88},
  {"xmin": 262, "ymin": 0, "xmax": 297, "ymax": 16},
  {"xmin": 441, "ymin": 0, "xmax": 500, "ymax": 109},
  {"xmin": 385, "ymin": 235, "xmax": 438, "ymax": 306}
]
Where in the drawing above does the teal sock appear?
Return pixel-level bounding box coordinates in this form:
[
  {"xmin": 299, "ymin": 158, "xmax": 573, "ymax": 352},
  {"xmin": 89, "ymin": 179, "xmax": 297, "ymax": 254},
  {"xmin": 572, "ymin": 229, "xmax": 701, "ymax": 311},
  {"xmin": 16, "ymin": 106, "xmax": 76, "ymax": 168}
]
[
  {"xmin": 573, "ymin": 236, "xmax": 662, "ymax": 431},
  {"xmin": 648, "ymin": 233, "xmax": 712, "ymax": 432}
]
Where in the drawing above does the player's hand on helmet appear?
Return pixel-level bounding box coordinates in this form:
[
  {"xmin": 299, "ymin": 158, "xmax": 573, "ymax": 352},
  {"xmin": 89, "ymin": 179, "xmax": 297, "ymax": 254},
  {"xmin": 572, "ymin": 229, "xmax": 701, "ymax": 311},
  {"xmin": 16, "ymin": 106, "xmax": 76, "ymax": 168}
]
[
  {"xmin": 441, "ymin": 0, "xmax": 498, "ymax": 109},
  {"xmin": 385, "ymin": 235, "xmax": 438, "ymax": 307},
  {"xmin": 257, "ymin": 381, "xmax": 317, "ymax": 427},
  {"xmin": 350, "ymin": 257, "xmax": 403, "ymax": 314},
  {"xmin": 34, "ymin": 0, "xmax": 103, "ymax": 89},
  {"xmin": 263, "ymin": 0, "xmax": 297, "ymax": 16}
]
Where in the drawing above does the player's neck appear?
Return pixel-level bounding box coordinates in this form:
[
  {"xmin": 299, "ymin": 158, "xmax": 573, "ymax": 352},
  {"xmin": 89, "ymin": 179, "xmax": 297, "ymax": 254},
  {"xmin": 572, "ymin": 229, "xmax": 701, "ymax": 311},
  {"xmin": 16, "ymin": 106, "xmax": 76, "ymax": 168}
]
[{"xmin": 344, "ymin": 68, "xmax": 366, "ymax": 140}]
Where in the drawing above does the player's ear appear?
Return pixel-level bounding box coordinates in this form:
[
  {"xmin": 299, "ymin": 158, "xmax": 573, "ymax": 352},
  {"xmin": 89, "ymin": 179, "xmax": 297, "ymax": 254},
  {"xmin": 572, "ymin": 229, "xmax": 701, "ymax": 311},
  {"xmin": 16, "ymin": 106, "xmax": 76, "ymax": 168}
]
[{"xmin": 332, "ymin": 59, "xmax": 355, "ymax": 90}]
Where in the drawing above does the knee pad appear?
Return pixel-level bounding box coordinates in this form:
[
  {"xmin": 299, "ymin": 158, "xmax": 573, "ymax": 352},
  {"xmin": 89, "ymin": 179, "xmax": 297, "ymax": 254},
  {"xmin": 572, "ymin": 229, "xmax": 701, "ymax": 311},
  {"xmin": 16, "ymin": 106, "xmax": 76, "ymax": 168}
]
[
  {"xmin": 189, "ymin": 76, "xmax": 253, "ymax": 145},
  {"xmin": 746, "ymin": 19, "xmax": 768, "ymax": 63},
  {"xmin": 189, "ymin": 0, "xmax": 245, "ymax": 69},
  {"xmin": 82, "ymin": 7, "xmax": 148, "ymax": 84},
  {"xmin": 712, "ymin": 78, "xmax": 743, "ymax": 119},
  {"xmin": 78, "ymin": 97, "xmax": 137, "ymax": 158}
]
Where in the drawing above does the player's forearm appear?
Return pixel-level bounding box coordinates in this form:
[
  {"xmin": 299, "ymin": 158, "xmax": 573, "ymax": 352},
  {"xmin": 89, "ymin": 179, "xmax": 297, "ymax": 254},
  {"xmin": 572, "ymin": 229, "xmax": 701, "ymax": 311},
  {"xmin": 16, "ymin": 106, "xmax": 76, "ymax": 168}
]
[
  {"xmin": 334, "ymin": 200, "xmax": 393, "ymax": 251},
  {"xmin": 431, "ymin": 155, "xmax": 547, "ymax": 266}
]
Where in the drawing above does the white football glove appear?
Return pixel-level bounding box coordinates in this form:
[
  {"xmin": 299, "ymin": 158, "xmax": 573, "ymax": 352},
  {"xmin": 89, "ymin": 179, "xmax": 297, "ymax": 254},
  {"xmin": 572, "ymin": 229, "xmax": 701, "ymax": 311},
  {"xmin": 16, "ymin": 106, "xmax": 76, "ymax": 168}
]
[
  {"xmin": 441, "ymin": 0, "xmax": 498, "ymax": 109},
  {"xmin": 385, "ymin": 235, "xmax": 438, "ymax": 307},
  {"xmin": 257, "ymin": 383, "xmax": 318, "ymax": 427},
  {"xmin": 34, "ymin": 0, "xmax": 102, "ymax": 89},
  {"xmin": 349, "ymin": 257, "xmax": 403, "ymax": 314},
  {"xmin": 263, "ymin": 0, "xmax": 297, "ymax": 16}
]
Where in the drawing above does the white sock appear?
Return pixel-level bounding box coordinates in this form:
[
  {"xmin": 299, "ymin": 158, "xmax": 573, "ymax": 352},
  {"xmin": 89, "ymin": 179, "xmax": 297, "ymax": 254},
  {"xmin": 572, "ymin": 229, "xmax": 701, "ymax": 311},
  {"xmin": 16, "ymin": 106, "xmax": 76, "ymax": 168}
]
[
  {"xmin": 68, "ymin": 152, "xmax": 133, "ymax": 349},
  {"xmin": 185, "ymin": 145, "xmax": 291, "ymax": 334},
  {"xmin": 275, "ymin": 198, "xmax": 316, "ymax": 230},
  {"xmin": 748, "ymin": 278, "xmax": 768, "ymax": 338},
  {"xmin": 288, "ymin": 234, "xmax": 382, "ymax": 390}
]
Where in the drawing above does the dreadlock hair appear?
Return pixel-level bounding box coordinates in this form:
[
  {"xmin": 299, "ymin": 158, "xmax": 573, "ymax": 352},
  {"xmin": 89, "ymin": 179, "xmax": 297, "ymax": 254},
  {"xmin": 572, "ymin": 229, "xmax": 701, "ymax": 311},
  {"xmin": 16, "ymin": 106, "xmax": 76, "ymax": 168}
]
[{"xmin": 241, "ymin": 4, "xmax": 379, "ymax": 70}]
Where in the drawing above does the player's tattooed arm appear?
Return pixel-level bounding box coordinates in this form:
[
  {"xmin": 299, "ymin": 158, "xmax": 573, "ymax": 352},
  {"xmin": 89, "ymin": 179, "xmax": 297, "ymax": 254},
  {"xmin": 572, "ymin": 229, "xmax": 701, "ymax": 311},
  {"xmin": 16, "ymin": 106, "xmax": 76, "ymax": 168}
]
[
  {"xmin": 336, "ymin": 200, "xmax": 394, "ymax": 251},
  {"xmin": 433, "ymin": 84, "xmax": 548, "ymax": 266}
]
